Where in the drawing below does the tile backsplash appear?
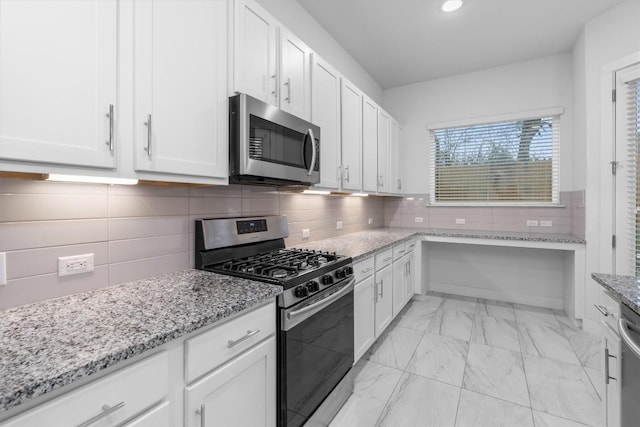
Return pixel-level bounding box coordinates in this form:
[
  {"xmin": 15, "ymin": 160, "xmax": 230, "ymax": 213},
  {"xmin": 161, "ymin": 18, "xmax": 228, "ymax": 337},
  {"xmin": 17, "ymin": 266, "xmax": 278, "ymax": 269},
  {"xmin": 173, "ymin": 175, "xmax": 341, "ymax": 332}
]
[
  {"xmin": 0, "ymin": 177, "xmax": 384, "ymax": 309},
  {"xmin": 384, "ymin": 190, "xmax": 585, "ymax": 239},
  {"xmin": 0, "ymin": 177, "xmax": 584, "ymax": 310}
]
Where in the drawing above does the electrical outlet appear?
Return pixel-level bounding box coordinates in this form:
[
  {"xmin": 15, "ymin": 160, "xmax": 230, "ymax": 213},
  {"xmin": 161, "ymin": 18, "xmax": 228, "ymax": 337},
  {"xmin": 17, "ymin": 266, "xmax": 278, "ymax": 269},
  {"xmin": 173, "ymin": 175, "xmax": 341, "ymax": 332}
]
[
  {"xmin": 526, "ymin": 220, "xmax": 539, "ymax": 227},
  {"xmin": 58, "ymin": 253, "xmax": 94, "ymax": 277},
  {"xmin": 540, "ymin": 220, "xmax": 553, "ymax": 227},
  {"xmin": 336, "ymin": 221, "xmax": 343, "ymax": 230},
  {"xmin": 302, "ymin": 229, "xmax": 310, "ymax": 239},
  {"xmin": 415, "ymin": 217, "xmax": 424, "ymax": 223},
  {"xmin": 368, "ymin": 218, "xmax": 373, "ymax": 225},
  {"xmin": 455, "ymin": 218, "xmax": 466, "ymax": 225},
  {"xmin": 0, "ymin": 252, "xmax": 6, "ymax": 286}
]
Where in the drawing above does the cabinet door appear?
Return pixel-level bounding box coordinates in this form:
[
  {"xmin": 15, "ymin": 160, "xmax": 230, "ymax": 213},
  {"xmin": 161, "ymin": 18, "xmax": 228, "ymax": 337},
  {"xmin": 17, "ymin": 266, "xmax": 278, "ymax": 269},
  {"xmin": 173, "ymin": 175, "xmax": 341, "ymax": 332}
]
[
  {"xmin": 311, "ymin": 55, "xmax": 341, "ymax": 190},
  {"xmin": 279, "ymin": 28, "xmax": 312, "ymax": 120},
  {"xmin": 232, "ymin": 0, "xmax": 278, "ymax": 105},
  {"xmin": 603, "ymin": 323, "xmax": 621, "ymax": 427},
  {"xmin": 374, "ymin": 265, "xmax": 393, "ymax": 337},
  {"xmin": 0, "ymin": 0, "xmax": 117, "ymax": 169},
  {"xmin": 362, "ymin": 96, "xmax": 378, "ymax": 193},
  {"xmin": 185, "ymin": 336, "xmax": 276, "ymax": 427},
  {"xmin": 392, "ymin": 258, "xmax": 405, "ymax": 318},
  {"xmin": 404, "ymin": 251, "xmax": 415, "ymax": 304},
  {"xmin": 377, "ymin": 108, "xmax": 391, "ymax": 193},
  {"xmin": 134, "ymin": 0, "xmax": 227, "ymax": 180},
  {"xmin": 390, "ymin": 120, "xmax": 404, "ymax": 194},
  {"xmin": 354, "ymin": 275, "xmax": 375, "ymax": 363},
  {"xmin": 340, "ymin": 79, "xmax": 363, "ymax": 191}
]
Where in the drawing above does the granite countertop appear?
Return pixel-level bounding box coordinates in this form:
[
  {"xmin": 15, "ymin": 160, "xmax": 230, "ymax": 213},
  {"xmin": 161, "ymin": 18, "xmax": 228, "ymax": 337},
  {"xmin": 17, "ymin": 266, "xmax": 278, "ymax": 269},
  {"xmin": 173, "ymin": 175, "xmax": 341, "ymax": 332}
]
[
  {"xmin": 295, "ymin": 227, "xmax": 585, "ymax": 262},
  {"xmin": 0, "ymin": 269, "xmax": 282, "ymax": 414},
  {"xmin": 592, "ymin": 273, "xmax": 640, "ymax": 315}
]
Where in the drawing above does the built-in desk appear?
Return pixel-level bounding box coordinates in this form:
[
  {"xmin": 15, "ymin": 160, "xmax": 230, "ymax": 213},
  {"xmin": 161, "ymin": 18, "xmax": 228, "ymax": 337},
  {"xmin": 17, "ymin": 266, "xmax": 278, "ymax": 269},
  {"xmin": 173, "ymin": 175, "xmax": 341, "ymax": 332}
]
[{"xmin": 415, "ymin": 232, "xmax": 585, "ymax": 322}]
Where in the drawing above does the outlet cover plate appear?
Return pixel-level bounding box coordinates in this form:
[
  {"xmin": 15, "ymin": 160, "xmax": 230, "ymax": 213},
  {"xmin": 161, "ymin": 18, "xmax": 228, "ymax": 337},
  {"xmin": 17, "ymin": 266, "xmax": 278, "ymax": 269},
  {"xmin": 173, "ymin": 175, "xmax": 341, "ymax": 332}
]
[
  {"xmin": 415, "ymin": 217, "xmax": 424, "ymax": 223},
  {"xmin": 337, "ymin": 221, "xmax": 343, "ymax": 230},
  {"xmin": 302, "ymin": 229, "xmax": 310, "ymax": 239},
  {"xmin": 526, "ymin": 220, "xmax": 539, "ymax": 227},
  {"xmin": 0, "ymin": 252, "xmax": 6, "ymax": 286},
  {"xmin": 540, "ymin": 220, "xmax": 553, "ymax": 227},
  {"xmin": 455, "ymin": 218, "xmax": 466, "ymax": 225},
  {"xmin": 58, "ymin": 253, "xmax": 94, "ymax": 277}
]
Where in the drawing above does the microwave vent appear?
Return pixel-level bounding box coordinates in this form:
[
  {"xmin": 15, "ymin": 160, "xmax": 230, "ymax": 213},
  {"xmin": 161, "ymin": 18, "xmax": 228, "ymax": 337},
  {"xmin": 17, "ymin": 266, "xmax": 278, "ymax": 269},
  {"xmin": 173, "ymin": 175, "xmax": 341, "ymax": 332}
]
[{"xmin": 249, "ymin": 137, "xmax": 262, "ymax": 160}]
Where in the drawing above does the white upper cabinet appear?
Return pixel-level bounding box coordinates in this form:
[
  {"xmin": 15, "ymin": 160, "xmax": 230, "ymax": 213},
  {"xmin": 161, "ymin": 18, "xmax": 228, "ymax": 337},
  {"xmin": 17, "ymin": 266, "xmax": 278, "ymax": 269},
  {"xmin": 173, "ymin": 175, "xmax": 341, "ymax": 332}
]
[
  {"xmin": 279, "ymin": 28, "xmax": 312, "ymax": 120},
  {"xmin": 311, "ymin": 54, "xmax": 341, "ymax": 190},
  {"xmin": 341, "ymin": 79, "xmax": 363, "ymax": 192},
  {"xmin": 377, "ymin": 108, "xmax": 391, "ymax": 193},
  {"xmin": 133, "ymin": 0, "xmax": 228, "ymax": 181},
  {"xmin": 0, "ymin": 0, "xmax": 117, "ymax": 169},
  {"xmin": 362, "ymin": 96, "xmax": 378, "ymax": 193},
  {"xmin": 232, "ymin": 0, "xmax": 278, "ymax": 105},
  {"xmin": 232, "ymin": 0, "xmax": 311, "ymax": 121},
  {"xmin": 390, "ymin": 119, "xmax": 404, "ymax": 194}
]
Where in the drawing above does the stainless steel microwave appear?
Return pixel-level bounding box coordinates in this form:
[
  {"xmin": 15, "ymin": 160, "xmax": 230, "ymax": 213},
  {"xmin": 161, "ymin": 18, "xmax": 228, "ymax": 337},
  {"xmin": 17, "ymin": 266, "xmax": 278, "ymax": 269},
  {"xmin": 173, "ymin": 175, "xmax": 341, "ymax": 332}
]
[{"xmin": 229, "ymin": 93, "xmax": 320, "ymax": 186}]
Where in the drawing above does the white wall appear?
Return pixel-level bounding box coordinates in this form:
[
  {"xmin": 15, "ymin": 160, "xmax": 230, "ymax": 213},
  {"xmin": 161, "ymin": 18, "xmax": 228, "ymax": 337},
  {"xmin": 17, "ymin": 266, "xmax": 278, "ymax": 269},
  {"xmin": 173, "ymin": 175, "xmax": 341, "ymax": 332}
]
[
  {"xmin": 256, "ymin": 0, "xmax": 383, "ymax": 104},
  {"xmin": 382, "ymin": 54, "xmax": 575, "ymax": 194},
  {"xmin": 581, "ymin": 0, "xmax": 640, "ymax": 333}
]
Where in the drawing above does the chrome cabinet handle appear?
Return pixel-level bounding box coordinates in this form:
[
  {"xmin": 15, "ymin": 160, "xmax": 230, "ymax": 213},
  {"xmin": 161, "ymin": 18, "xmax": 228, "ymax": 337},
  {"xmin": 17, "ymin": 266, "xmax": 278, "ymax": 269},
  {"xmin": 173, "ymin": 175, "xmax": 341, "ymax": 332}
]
[
  {"xmin": 143, "ymin": 114, "xmax": 152, "ymax": 158},
  {"xmin": 604, "ymin": 347, "xmax": 617, "ymax": 384},
  {"xmin": 338, "ymin": 166, "xmax": 342, "ymax": 184},
  {"xmin": 377, "ymin": 280, "xmax": 384, "ymax": 298},
  {"xmin": 228, "ymin": 329, "xmax": 260, "ymax": 348},
  {"xmin": 196, "ymin": 404, "xmax": 206, "ymax": 427},
  {"xmin": 306, "ymin": 128, "xmax": 317, "ymax": 176},
  {"xmin": 619, "ymin": 318, "xmax": 640, "ymax": 358},
  {"xmin": 284, "ymin": 78, "xmax": 291, "ymax": 102},
  {"xmin": 345, "ymin": 166, "xmax": 350, "ymax": 183},
  {"xmin": 360, "ymin": 266, "xmax": 373, "ymax": 274},
  {"xmin": 594, "ymin": 304, "xmax": 609, "ymax": 317},
  {"xmin": 383, "ymin": 256, "xmax": 392, "ymax": 263},
  {"xmin": 374, "ymin": 280, "xmax": 378, "ymax": 303},
  {"xmin": 271, "ymin": 74, "xmax": 278, "ymax": 100},
  {"xmin": 77, "ymin": 401, "xmax": 125, "ymax": 427},
  {"xmin": 105, "ymin": 104, "xmax": 114, "ymax": 151}
]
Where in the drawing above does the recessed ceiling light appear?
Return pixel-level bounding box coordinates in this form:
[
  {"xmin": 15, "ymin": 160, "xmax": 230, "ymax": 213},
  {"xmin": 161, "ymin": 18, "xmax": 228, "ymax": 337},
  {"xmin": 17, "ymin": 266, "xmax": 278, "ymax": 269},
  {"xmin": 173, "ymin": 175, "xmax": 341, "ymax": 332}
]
[{"xmin": 442, "ymin": 0, "xmax": 464, "ymax": 12}]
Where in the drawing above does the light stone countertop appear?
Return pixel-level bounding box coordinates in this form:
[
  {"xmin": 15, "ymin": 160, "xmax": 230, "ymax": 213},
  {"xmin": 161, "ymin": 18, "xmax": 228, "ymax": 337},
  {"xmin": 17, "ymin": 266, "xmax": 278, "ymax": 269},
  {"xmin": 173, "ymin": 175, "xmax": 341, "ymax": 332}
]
[
  {"xmin": 0, "ymin": 270, "xmax": 282, "ymax": 414},
  {"xmin": 592, "ymin": 273, "xmax": 640, "ymax": 315},
  {"xmin": 295, "ymin": 227, "xmax": 585, "ymax": 262}
]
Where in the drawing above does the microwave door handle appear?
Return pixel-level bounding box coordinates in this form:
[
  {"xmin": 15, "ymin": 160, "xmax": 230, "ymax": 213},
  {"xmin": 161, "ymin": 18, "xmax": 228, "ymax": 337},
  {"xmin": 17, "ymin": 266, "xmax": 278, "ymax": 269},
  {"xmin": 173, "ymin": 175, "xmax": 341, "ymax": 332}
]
[{"xmin": 307, "ymin": 128, "xmax": 317, "ymax": 176}]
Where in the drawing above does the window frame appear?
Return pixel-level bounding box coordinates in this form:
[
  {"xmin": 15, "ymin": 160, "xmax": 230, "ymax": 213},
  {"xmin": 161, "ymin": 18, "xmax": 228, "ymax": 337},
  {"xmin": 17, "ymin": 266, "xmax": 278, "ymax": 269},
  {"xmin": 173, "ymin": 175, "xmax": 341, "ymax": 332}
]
[{"xmin": 426, "ymin": 107, "xmax": 564, "ymax": 206}]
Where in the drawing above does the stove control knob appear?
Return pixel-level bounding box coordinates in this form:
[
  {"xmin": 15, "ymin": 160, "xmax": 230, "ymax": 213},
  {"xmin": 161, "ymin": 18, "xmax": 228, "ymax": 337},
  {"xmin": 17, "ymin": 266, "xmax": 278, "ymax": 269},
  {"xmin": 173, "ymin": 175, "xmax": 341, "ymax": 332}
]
[
  {"xmin": 344, "ymin": 266, "xmax": 354, "ymax": 276},
  {"xmin": 335, "ymin": 269, "xmax": 346, "ymax": 279},
  {"xmin": 294, "ymin": 286, "xmax": 309, "ymax": 298},
  {"xmin": 321, "ymin": 275, "xmax": 333, "ymax": 286},
  {"xmin": 306, "ymin": 281, "xmax": 319, "ymax": 292}
]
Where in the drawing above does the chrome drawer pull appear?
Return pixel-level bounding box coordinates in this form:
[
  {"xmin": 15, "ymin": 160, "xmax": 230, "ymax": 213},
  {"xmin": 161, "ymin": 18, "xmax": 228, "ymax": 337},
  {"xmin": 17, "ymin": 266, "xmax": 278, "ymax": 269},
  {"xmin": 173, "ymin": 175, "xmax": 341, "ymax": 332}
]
[
  {"xmin": 105, "ymin": 104, "xmax": 114, "ymax": 151},
  {"xmin": 594, "ymin": 304, "xmax": 609, "ymax": 317},
  {"xmin": 383, "ymin": 257, "xmax": 392, "ymax": 262},
  {"xmin": 361, "ymin": 267, "xmax": 373, "ymax": 274},
  {"xmin": 227, "ymin": 329, "xmax": 260, "ymax": 348},
  {"xmin": 77, "ymin": 401, "xmax": 125, "ymax": 427},
  {"xmin": 143, "ymin": 114, "xmax": 152, "ymax": 157}
]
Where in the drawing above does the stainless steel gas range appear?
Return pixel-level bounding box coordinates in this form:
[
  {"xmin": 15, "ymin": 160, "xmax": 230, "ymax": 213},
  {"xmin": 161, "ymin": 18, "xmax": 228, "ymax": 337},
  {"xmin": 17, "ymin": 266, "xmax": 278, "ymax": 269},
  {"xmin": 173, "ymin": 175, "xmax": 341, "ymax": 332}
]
[{"xmin": 195, "ymin": 216, "xmax": 354, "ymax": 427}]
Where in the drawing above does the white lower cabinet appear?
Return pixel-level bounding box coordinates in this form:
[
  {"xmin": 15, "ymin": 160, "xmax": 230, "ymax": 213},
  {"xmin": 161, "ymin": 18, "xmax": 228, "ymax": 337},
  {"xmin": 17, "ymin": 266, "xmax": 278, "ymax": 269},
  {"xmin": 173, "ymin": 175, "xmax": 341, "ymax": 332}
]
[
  {"xmin": 392, "ymin": 257, "xmax": 405, "ymax": 318},
  {"xmin": 354, "ymin": 274, "xmax": 375, "ymax": 363},
  {"xmin": 185, "ymin": 336, "xmax": 276, "ymax": 427},
  {"xmin": 374, "ymin": 264, "xmax": 393, "ymax": 337},
  {"xmin": 603, "ymin": 321, "xmax": 621, "ymax": 427},
  {"xmin": 1, "ymin": 352, "xmax": 170, "ymax": 427}
]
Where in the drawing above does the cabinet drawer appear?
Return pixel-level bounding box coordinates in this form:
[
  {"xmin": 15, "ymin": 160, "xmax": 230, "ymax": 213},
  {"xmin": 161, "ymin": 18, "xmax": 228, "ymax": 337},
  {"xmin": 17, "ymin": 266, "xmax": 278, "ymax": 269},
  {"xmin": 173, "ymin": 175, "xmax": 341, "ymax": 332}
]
[
  {"xmin": 375, "ymin": 249, "xmax": 393, "ymax": 271},
  {"xmin": 354, "ymin": 257, "xmax": 374, "ymax": 282},
  {"xmin": 598, "ymin": 290, "xmax": 621, "ymax": 332},
  {"xmin": 3, "ymin": 352, "xmax": 169, "ymax": 427},
  {"xmin": 185, "ymin": 302, "xmax": 275, "ymax": 383},
  {"xmin": 392, "ymin": 244, "xmax": 405, "ymax": 260},
  {"xmin": 123, "ymin": 401, "xmax": 171, "ymax": 427},
  {"xmin": 405, "ymin": 239, "xmax": 416, "ymax": 253}
]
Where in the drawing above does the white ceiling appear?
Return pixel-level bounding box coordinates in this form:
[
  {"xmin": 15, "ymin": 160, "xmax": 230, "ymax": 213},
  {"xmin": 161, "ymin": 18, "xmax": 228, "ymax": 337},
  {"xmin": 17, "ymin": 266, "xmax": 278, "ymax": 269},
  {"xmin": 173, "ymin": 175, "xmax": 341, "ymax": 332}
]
[{"xmin": 297, "ymin": 0, "xmax": 628, "ymax": 89}]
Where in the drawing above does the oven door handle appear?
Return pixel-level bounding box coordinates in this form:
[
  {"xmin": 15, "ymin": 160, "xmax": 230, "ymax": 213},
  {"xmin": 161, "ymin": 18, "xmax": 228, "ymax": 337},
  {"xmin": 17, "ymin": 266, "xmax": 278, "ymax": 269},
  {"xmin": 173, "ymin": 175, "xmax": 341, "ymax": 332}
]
[
  {"xmin": 284, "ymin": 278, "xmax": 354, "ymax": 330},
  {"xmin": 619, "ymin": 318, "xmax": 640, "ymax": 359}
]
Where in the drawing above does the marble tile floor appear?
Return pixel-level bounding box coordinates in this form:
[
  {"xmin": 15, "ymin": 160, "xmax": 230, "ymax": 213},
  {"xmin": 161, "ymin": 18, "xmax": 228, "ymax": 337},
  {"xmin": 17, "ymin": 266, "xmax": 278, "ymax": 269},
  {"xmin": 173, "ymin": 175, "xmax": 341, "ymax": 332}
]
[{"xmin": 329, "ymin": 293, "xmax": 604, "ymax": 427}]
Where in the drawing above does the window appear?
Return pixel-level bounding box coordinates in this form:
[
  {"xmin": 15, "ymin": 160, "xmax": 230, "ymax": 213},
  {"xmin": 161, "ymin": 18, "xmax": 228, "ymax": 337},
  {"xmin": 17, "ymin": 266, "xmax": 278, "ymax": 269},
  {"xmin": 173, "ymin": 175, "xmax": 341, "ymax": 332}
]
[{"xmin": 428, "ymin": 112, "xmax": 561, "ymax": 204}]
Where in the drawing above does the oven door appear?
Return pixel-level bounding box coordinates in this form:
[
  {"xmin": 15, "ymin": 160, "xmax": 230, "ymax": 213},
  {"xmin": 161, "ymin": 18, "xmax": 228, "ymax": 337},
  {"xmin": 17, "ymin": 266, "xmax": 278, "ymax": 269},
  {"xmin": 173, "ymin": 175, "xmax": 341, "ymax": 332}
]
[
  {"xmin": 619, "ymin": 306, "xmax": 640, "ymax": 426},
  {"xmin": 278, "ymin": 278, "xmax": 354, "ymax": 427}
]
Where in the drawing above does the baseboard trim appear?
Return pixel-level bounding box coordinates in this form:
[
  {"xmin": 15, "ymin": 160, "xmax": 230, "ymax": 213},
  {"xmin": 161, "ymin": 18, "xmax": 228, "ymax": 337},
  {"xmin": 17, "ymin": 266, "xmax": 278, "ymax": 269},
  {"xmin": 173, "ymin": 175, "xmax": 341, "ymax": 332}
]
[{"xmin": 430, "ymin": 282, "xmax": 563, "ymax": 310}]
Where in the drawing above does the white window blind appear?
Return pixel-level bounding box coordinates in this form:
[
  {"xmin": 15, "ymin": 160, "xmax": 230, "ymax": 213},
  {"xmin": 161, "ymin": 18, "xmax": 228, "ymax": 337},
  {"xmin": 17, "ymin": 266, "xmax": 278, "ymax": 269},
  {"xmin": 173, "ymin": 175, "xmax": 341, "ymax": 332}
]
[{"xmin": 428, "ymin": 114, "xmax": 560, "ymax": 204}]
